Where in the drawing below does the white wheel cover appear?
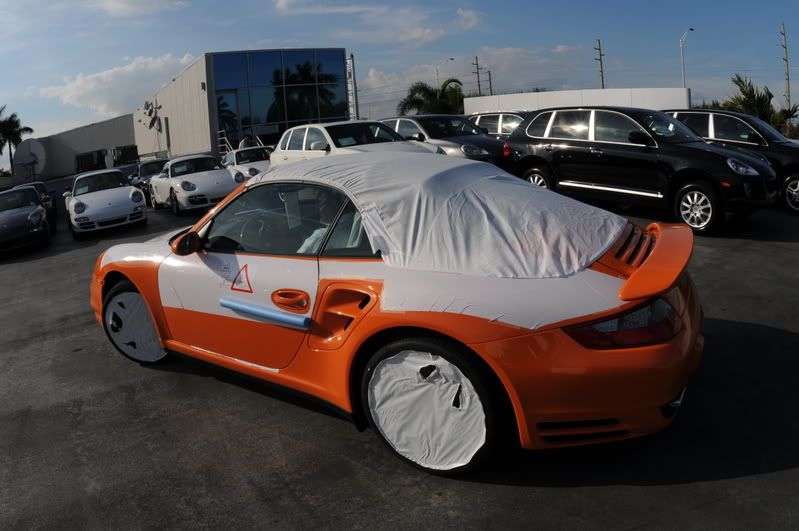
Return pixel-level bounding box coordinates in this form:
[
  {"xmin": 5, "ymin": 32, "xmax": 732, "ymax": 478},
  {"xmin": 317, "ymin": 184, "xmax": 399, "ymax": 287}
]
[
  {"xmin": 105, "ymin": 292, "xmax": 166, "ymax": 363},
  {"xmin": 367, "ymin": 350, "xmax": 486, "ymax": 470}
]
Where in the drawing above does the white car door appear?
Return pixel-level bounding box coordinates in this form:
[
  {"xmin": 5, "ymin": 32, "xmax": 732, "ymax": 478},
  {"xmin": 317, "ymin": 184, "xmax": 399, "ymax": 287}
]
[
  {"xmin": 158, "ymin": 181, "xmax": 348, "ymax": 370},
  {"xmin": 302, "ymin": 127, "xmax": 329, "ymax": 161}
]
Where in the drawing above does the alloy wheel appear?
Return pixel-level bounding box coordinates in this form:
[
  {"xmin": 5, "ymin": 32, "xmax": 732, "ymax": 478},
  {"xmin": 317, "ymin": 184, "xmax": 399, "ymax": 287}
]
[
  {"xmin": 679, "ymin": 190, "xmax": 713, "ymax": 229},
  {"xmin": 527, "ymin": 173, "xmax": 547, "ymax": 187},
  {"xmin": 786, "ymin": 178, "xmax": 799, "ymax": 212}
]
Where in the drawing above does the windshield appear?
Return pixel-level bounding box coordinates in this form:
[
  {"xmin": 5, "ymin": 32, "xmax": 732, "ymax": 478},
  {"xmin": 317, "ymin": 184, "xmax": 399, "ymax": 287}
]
[
  {"xmin": 74, "ymin": 172, "xmax": 127, "ymax": 196},
  {"xmin": 236, "ymin": 148, "xmax": 270, "ymax": 164},
  {"xmin": 416, "ymin": 117, "xmax": 482, "ymax": 138},
  {"xmin": 0, "ymin": 189, "xmax": 39, "ymax": 212},
  {"xmin": 325, "ymin": 122, "xmax": 404, "ymax": 148},
  {"xmin": 747, "ymin": 116, "xmax": 788, "ymax": 143},
  {"xmin": 170, "ymin": 157, "xmax": 222, "ymax": 177},
  {"xmin": 632, "ymin": 111, "xmax": 702, "ymax": 144},
  {"xmin": 140, "ymin": 161, "xmax": 166, "ymax": 176}
]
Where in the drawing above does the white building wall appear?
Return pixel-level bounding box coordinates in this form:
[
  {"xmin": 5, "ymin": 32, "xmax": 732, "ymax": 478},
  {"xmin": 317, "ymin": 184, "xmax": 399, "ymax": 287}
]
[
  {"xmin": 134, "ymin": 56, "xmax": 213, "ymax": 158},
  {"xmin": 464, "ymin": 88, "xmax": 691, "ymax": 114}
]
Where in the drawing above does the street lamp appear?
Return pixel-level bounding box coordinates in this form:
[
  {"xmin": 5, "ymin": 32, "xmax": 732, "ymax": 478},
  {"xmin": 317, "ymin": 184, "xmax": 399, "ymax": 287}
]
[
  {"xmin": 435, "ymin": 57, "xmax": 455, "ymax": 86},
  {"xmin": 679, "ymin": 27, "xmax": 694, "ymax": 89}
]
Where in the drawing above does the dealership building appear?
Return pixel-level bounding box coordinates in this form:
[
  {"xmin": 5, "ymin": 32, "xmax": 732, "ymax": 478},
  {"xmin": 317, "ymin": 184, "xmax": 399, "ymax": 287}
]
[{"xmin": 12, "ymin": 48, "xmax": 351, "ymax": 181}]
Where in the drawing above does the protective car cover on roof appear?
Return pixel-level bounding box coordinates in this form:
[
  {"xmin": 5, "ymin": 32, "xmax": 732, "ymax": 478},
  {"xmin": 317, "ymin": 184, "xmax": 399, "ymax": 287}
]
[{"xmin": 253, "ymin": 153, "xmax": 627, "ymax": 278}]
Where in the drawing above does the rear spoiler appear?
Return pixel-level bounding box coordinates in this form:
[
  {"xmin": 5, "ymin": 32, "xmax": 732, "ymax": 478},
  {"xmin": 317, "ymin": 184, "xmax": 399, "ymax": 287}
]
[{"xmin": 619, "ymin": 223, "xmax": 693, "ymax": 301}]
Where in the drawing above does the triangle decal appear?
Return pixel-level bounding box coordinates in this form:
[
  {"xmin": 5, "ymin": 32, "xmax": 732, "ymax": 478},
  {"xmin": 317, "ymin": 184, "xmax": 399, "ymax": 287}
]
[{"xmin": 230, "ymin": 264, "xmax": 253, "ymax": 293}]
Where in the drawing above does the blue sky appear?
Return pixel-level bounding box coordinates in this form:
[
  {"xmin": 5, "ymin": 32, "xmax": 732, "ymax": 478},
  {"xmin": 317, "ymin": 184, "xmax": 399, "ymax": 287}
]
[{"xmin": 0, "ymin": 0, "xmax": 795, "ymax": 165}]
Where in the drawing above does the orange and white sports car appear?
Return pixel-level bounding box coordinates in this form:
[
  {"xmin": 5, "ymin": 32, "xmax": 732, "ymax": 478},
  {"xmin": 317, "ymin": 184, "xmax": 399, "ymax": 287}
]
[{"xmin": 91, "ymin": 153, "xmax": 703, "ymax": 473}]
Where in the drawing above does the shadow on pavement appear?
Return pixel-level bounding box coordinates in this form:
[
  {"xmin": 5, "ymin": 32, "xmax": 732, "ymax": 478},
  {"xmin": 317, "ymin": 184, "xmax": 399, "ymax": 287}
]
[{"xmin": 470, "ymin": 318, "xmax": 799, "ymax": 486}]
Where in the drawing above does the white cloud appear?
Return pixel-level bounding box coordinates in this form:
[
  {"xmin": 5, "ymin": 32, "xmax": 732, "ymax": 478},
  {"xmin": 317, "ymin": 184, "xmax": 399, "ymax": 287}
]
[
  {"xmin": 456, "ymin": 8, "xmax": 478, "ymax": 30},
  {"xmin": 552, "ymin": 44, "xmax": 578, "ymax": 54},
  {"xmin": 39, "ymin": 53, "xmax": 195, "ymax": 117},
  {"xmin": 84, "ymin": 0, "xmax": 186, "ymax": 16},
  {"xmin": 274, "ymin": 0, "xmax": 376, "ymax": 15}
]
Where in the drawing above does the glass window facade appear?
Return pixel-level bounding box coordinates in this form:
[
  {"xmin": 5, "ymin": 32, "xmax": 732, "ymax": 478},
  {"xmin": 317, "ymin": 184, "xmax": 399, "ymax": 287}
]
[{"xmin": 212, "ymin": 49, "xmax": 349, "ymax": 148}]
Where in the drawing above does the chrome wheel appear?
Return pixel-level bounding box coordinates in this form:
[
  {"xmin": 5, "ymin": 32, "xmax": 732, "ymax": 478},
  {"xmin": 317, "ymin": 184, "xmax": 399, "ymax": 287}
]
[
  {"xmin": 527, "ymin": 173, "xmax": 547, "ymax": 187},
  {"xmin": 104, "ymin": 291, "xmax": 166, "ymax": 363},
  {"xmin": 367, "ymin": 350, "xmax": 486, "ymax": 471},
  {"xmin": 785, "ymin": 178, "xmax": 799, "ymax": 212},
  {"xmin": 679, "ymin": 190, "xmax": 713, "ymax": 229}
]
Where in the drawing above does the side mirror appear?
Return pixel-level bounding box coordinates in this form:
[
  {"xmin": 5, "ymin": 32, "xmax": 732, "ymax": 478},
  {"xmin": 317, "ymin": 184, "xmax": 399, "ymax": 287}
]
[
  {"xmin": 309, "ymin": 140, "xmax": 329, "ymax": 151},
  {"xmin": 171, "ymin": 231, "xmax": 201, "ymax": 256},
  {"xmin": 628, "ymin": 131, "xmax": 654, "ymax": 146},
  {"xmin": 62, "ymin": 191, "xmax": 71, "ymax": 198},
  {"xmin": 223, "ymin": 161, "xmax": 231, "ymax": 167},
  {"xmin": 406, "ymin": 132, "xmax": 425, "ymax": 142},
  {"xmin": 480, "ymin": 127, "xmax": 489, "ymax": 134}
]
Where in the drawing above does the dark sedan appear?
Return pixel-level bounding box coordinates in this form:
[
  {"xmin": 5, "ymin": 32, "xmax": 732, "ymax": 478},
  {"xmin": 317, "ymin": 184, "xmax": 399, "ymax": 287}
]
[
  {"xmin": 380, "ymin": 115, "xmax": 513, "ymax": 169},
  {"xmin": 14, "ymin": 181, "xmax": 57, "ymax": 234},
  {"xmin": 0, "ymin": 187, "xmax": 50, "ymax": 251}
]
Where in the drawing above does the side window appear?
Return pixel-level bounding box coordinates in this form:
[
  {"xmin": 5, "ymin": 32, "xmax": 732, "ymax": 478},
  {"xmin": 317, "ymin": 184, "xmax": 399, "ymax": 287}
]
[
  {"xmin": 398, "ymin": 119, "xmax": 422, "ymax": 138},
  {"xmin": 203, "ymin": 183, "xmax": 346, "ymax": 256},
  {"xmin": 321, "ymin": 201, "xmax": 377, "ymax": 257},
  {"xmin": 714, "ymin": 115, "xmax": 759, "ymax": 143},
  {"xmin": 224, "ymin": 152, "xmax": 233, "ymax": 165},
  {"xmin": 548, "ymin": 110, "xmax": 590, "ymax": 140},
  {"xmin": 304, "ymin": 128, "xmax": 326, "ymax": 150},
  {"xmin": 288, "ymin": 128, "xmax": 306, "ymax": 150},
  {"xmin": 279, "ymin": 131, "xmax": 291, "ymax": 150},
  {"xmin": 525, "ymin": 112, "xmax": 553, "ymax": 138},
  {"xmin": 594, "ymin": 111, "xmax": 647, "ymax": 144},
  {"xmin": 382, "ymin": 119, "xmax": 398, "ymax": 131},
  {"xmin": 477, "ymin": 114, "xmax": 499, "ymax": 134},
  {"xmin": 675, "ymin": 113, "xmax": 709, "ymax": 137},
  {"xmin": 501, "ymin": 114, "xmax": 523, "ymax": 134}
]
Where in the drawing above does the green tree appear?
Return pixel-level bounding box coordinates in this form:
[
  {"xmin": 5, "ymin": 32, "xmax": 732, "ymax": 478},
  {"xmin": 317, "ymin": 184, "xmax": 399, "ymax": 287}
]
[
  {"xmin": 704, "ymin": 75, "xmax": 799, "ymax": 135},
  {"xmin": 396, "ymin": 78, "xmax": 464, "ymax": 115},
  {"xmin": 0, "ymin": 105, "xmax": 34, "ymax": 176}
]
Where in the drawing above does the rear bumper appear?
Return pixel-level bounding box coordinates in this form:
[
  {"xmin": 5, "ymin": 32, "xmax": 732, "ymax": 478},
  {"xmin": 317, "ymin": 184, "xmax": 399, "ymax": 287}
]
[{"xmin": 473, "ymin": 273, "xmax": 703, "ymax": 450}]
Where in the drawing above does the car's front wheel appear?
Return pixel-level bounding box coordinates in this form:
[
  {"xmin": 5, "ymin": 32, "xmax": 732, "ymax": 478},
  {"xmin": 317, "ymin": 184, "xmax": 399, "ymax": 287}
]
[
  {"xmin": 169, "ymin": 189, "xmax": 181, "ymax": 216},
  {"xmin": 782, "ymin": 175, "xmax": 799, "ymax": 215},
  {"xmin": 674, "ymin": 182, "xmax": 722, "ymax": 234},
  {"xmin": 361, "ymin": 337, "xmax": 496, "ymax": 474},
  {"xmin": 103, "ymin": 280, "xmax": 167, "ymax": 364}
]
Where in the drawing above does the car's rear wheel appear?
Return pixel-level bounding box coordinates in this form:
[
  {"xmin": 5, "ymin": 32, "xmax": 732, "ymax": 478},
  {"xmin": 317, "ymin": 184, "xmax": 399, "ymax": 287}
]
[
  {"xmin": 103, "ymin": 280, "xmax": 167, "ymax": 364},
  {"xmin": 782, "ymin": 175, "xmax": 799, "ymax": 215},
  {"xmin": 169, "ymin": 189, "xmax": 181, "ymax": 216},
  {"xmin": 522, "ymin": 168, "xmax": 552, "ymax": 189},
  {"xmin": 361, "ymin": 337, "xmax": 496, "ymax": 474},
  {"xmin": 674, "ymin": 182, "xmax": 722, "ymax": 234}
]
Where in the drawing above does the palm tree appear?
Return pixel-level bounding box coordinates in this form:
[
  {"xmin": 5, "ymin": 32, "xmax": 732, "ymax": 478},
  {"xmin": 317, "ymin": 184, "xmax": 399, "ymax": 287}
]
[
  {"xmin": 0, "ymin": 105, "xmax": 34, "ymax": 176},
  {"xmin": 396, "ymin": 78, "xmax": 464, "ymax": 115},
  {"xmin": 724, "ymin": 74, "xmax": 775, "ymax": 121}
]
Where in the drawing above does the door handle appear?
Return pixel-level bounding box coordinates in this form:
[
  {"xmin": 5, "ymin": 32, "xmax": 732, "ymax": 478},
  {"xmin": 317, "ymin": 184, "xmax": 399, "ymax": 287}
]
[
  {"xmin": 590, "ymin": 147, "xmax": 603, "ymax": 156},
  {"xmin": 272, "ymin": 289, "xmax": 310, "ymax": 314}
]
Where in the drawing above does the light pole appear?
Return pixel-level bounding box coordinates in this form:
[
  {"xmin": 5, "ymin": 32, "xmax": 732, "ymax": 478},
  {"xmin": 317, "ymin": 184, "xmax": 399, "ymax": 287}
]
[
  {"xmin": 435, "ymin": 57, "xmax": 455, "ymax": 86},
  {"xmin": 679, "ymin": 27, "xmax": 694, "ymax": 88}
]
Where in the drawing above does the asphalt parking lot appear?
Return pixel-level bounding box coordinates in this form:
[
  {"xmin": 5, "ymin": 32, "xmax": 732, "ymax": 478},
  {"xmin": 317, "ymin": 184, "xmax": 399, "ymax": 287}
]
[{"xmin": 2, "ymin": 200, "xmax": 798, "ymax": 529}]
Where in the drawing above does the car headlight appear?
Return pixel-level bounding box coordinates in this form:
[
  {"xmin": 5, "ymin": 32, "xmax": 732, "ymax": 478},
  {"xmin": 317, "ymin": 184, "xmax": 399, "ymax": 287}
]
[
  {"xmin": 74, "ymin": 202, "xmax": 87, "ymax": 214},
  {"xmin": 461, "ymin": 144, "xmax": 489, "ymax": 156},
  {"xmin": 28, "ymin": 210, "xmax": 43, "ymax": 226},
  {"xmin": 248, "ymin": 167, "xmax": 259, "ymax": 177},
  {"xmin": 727, "ymin": 158, "xmax": 759, "ymax": 176},
  {"xmin": 234, "ymin": 171, "xmax": 245, "ymax": 183},
  {"xmin": 180, "ymin": 181, "xmax": 197, "ymax": 192},
  {"xmin": 435, "ymin": 146, "xmax": 447, "ymax": 155},
  {"xmin": 131, "ymin": 190, "xmax": 144, "ymax": 203}
]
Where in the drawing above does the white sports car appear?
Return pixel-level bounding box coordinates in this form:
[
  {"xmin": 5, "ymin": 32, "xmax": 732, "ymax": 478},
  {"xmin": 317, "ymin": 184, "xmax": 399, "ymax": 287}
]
[
  {"xmin": 270, "ymin": 120, "xmax": 441, "ymax": 168},
  {"xmin": 64, "ymin": 169, "xmax": 147, "ymax": 238},
  {"xmin": 223, "ymin": 146, "xmax": 271, "ymax": 179},
  {"xmin": 150, "ymin": 154, "xmax": 245, "ymax": 215}
]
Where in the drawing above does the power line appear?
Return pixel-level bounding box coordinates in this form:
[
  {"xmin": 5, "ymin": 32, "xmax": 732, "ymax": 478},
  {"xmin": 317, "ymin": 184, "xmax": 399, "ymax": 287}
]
[
  {"xmin": 594, "ymin": 39, "xmax": 605, "ymax": 89},
  {"xmin": 472, "ymin": 56, "xmax": 483, "ymax": 96}
]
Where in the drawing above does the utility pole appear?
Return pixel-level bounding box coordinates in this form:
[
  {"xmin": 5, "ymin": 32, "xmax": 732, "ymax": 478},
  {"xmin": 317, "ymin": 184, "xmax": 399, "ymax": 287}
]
[
  {"xmin": 781, "ymin": 23, "xmax": 791, "ymax": 110},
  {"xmin": 472, "ymin": 56, "xmax": 483, "ymax": 96},
  {"xmin": 346, "ymin": 53, "xmax": 360, "ymax": 120},
  {"xmin": 487, "ymin": 70, "xmax": 494, "ymax": 95},
  {"xmin": 594, "ymin": 39, "xmax": 605, "ymax": 89}
]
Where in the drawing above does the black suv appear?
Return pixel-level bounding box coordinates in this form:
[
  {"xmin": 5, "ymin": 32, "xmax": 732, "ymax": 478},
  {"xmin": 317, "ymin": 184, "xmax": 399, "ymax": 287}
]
[
  {"xmin": 664, "ymin": 109, "xmax": 799, "ymax": 214},
  {"xmin": 507, "ymin": 106, "xmax": 778, "ymax": 233},
  {"xmin": 467, "ymin": 111, "xmax": 532, "ymax": 140}
]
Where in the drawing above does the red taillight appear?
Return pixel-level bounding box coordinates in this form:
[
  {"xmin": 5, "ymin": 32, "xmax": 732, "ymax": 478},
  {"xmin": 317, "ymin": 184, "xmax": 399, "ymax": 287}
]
[
  {"xmin": 502, "ymin": 142, "xmax": 511, "ymax": 157},
  {"xmin": 565, "ymin": 298, "xmax": 682, "ymax": 349}
]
